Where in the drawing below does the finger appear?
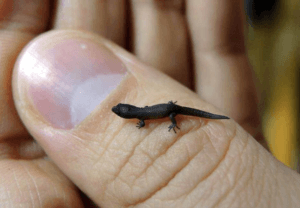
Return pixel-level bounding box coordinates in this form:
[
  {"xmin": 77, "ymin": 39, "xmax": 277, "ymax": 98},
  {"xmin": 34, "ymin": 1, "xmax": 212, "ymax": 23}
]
[
  {"xmin": 187, "ymin": 0, "xmax": 245, "ymax": 54},
  {"xmin": 187, "ymin": 0, "xmax": 263, "ymax": 145},
  {"xmin": 12, "ymin": 30, "xmax": 231, "ymax": 206},
  {"xmin": 13, "ymin": 30, "xmax": 297, "ymax": 207},
  {"xmin": 0, "ymin": 0, "xmax": 49, "ymax": 34},
  {"xmin": 130, "ymin": 0, "xmax": 191, "ymax": 87},
  {"xmin": 53, "ymin": 0, "xmax": 126, "ymax": 46},
  {"xmin": 0, "ymin": 159, "xmax": 83, "ymax": 207}
]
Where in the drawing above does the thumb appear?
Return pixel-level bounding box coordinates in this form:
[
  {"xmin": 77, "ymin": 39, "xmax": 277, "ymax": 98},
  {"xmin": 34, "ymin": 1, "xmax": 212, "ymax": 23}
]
[{"xmin": 13, "ymin": 30, "xmax": 300, "ymax": 207}]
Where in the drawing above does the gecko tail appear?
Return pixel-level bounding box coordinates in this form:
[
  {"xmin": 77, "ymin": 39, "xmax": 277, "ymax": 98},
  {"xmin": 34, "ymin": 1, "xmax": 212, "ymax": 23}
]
[
  {"xmin": 202, "ymin": 113, "xmax": 230, "ymax": 119},
  {"xmin": 178, "ymin": 106, "xmax": 230, "ymax": 119}
]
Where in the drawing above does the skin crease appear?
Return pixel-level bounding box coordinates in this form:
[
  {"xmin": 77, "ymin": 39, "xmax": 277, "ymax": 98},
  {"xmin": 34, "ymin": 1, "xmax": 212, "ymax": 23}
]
[{"xmin": 0, "ymin": 0, "xmax": 299, "ymax": 208}]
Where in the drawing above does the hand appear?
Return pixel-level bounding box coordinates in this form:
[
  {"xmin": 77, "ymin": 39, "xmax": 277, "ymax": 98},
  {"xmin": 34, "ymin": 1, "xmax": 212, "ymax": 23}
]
[{"xmin": 1, "ymin": 1, "xmax": 299, "ymax": 207}]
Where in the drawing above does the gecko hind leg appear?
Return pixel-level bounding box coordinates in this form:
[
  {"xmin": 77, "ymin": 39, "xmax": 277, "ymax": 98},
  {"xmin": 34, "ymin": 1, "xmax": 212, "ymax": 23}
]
[{"xmin": 168, "ymin": 113, "xmax": 180, "ymax": 133}]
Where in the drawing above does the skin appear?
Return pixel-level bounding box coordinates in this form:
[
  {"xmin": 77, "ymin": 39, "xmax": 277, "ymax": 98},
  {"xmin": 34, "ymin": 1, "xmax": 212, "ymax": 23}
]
[{"xmin": 1, "ymin": 0, "xmax": 300, "ymax": 208}]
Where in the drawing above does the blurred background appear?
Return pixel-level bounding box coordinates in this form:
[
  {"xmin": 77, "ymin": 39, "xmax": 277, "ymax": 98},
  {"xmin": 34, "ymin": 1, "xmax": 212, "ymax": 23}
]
[{"xmin": 245, "ymin": 0, "xmax": 300, "ymax": 170}]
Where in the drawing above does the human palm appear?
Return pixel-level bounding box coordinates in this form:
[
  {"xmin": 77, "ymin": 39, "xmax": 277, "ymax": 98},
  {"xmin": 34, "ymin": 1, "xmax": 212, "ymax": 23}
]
[{"xmin": 1, "ymin": 1, "xmax": 299, "ymax": 207}]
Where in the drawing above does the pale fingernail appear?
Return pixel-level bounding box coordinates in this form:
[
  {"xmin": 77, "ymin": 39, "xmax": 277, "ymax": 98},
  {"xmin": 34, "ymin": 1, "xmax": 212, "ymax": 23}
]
[{"xmin": 16, "ymin": 37, "xmax": 127, "ymax": 129}]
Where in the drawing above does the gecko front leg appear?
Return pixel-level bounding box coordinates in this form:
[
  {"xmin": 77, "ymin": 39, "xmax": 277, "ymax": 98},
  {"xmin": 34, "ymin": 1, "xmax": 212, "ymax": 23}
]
[{"xmin": 136, "ymin": 119, "xmax": 145, "ymax": 129}]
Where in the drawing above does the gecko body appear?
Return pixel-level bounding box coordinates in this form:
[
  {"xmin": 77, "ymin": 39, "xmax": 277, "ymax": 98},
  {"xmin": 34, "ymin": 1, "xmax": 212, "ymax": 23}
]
[{"xmin": 112, "ymin": 101, "xmax": 229, "ymax": 133}]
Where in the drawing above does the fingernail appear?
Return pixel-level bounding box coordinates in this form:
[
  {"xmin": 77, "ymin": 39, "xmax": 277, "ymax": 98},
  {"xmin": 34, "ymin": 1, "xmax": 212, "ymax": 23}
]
[{"xmin": 16, "ymin": 36, "xmax": 127, "ymax": 129}]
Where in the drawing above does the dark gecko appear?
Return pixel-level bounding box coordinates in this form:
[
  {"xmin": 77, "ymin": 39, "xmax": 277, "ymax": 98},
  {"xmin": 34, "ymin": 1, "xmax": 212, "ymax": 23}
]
[{"xmin": 112, "ymin": 101, "xmax": 229, "ymax": 133}]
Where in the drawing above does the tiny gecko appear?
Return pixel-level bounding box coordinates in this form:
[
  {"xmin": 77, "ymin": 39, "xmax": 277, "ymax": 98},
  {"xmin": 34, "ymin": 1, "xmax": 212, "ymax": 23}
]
[{"xmin": 112, "ymin": 101, "xmax": 229, "ymax": 133}]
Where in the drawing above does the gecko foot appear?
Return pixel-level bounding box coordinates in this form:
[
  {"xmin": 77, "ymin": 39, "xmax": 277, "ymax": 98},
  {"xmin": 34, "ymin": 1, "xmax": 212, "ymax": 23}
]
[
  {"xmin": 168, "ymin": 100, "xmax": 177, "ymax": 105},
  {"xmin": 136, "ymin": 120, "xmax": 145, "ymax": 129},
  {"xmin": 168, "ymin": 124, "xmax": 180, "ymax": 133}
]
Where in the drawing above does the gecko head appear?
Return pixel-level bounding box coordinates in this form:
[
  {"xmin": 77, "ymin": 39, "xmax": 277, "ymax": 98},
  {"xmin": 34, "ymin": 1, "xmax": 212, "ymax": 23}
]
[{"xmin": 112, "ymin": 103, "xmax": 135, "ymax": 118}]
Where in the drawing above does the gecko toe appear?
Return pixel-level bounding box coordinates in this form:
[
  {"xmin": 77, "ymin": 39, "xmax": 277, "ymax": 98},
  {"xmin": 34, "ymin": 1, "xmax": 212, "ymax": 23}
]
[{"xmin": 168, "ymin": 124, "xmax": 179, "ymax": 133}]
